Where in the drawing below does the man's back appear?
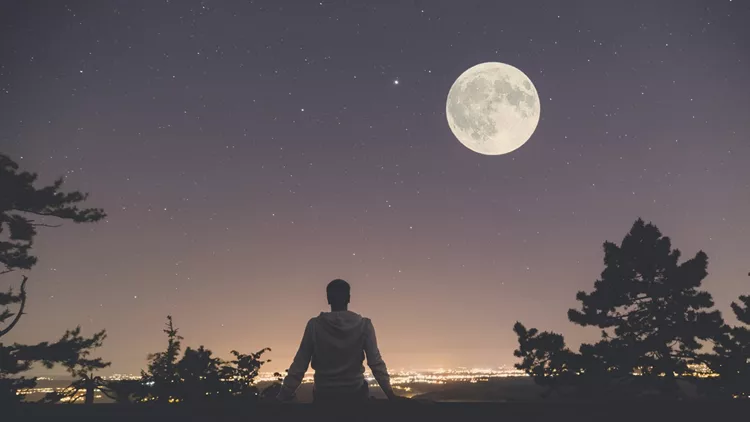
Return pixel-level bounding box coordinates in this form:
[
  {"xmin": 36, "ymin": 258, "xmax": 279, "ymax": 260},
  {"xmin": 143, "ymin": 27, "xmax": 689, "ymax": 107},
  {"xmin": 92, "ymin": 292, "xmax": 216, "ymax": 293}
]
[
  {"xmin": 277, "ymin": 279, "xmax": 396, "ymax": 402},
  {"xmin": 310, "ymin": 311, "xmax": 384, "ymax": 391}
]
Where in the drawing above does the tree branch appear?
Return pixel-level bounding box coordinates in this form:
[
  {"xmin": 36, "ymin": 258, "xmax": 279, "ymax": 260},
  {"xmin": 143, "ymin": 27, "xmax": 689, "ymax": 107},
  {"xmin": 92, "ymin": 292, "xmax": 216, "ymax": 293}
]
[
  {"xmin": 30, "ymin": 223, "xmax": 63, "ymax": 228},
  {"xmin": 99, "ymin": 386, "xmax": 117, "ymax": 401},
  {"xmin": 14, "ymin": 209, "xmax": 63, "ymax": 218},
  {"xmin": 68, "ymin": 387, "xmax": 82, "ymax": 404},
  {"xmin": 0, "ymin": 275, "xmax": 27, "ymax": 338}
]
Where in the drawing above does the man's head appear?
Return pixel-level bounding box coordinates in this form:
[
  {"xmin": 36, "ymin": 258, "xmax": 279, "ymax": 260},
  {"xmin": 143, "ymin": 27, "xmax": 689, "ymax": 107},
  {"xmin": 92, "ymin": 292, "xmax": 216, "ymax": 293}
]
[{"xmin": 326, "ymin": 278, "xmax": 350, "ymax": 310}]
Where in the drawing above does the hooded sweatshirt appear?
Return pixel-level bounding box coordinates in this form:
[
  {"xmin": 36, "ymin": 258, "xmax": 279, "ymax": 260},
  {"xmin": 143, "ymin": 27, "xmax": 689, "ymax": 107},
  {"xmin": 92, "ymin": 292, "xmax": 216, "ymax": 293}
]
[{"xmin": 278, "ymin": 310, "xmax": 393, "ymax": 398}]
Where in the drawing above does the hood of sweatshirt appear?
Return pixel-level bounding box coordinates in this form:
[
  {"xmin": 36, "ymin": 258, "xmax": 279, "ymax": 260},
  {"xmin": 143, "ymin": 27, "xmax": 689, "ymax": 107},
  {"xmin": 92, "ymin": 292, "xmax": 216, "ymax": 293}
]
[{"xmin": 315, "ymin": 310, "xmax": 366, "ymax": 338}]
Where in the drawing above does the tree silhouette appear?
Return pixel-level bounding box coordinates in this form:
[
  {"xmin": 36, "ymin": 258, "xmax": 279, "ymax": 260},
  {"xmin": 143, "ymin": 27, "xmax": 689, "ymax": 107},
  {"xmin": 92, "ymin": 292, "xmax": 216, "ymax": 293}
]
[
  {"xmin": 514, "ymin": 219, "xmax": 725, "ymax": 397},
  {"xmin": 100, "ymin": 380, "xmax": 146, "ymax": 404},
  {"xmin": 140, "ymin": 315, "xmax": 273, "ymax": 403},
  {"xmin": 703, "ymin": 292, "xmax": 750, "ymax": 398},
  {"xmin": 0, "ymin": 153, "xmax": 105, "ymax": 335},
  {"xmin": 2, "ymin": 327, "xmax": 108, "ymax": 404},
  {"xmin": 513, "ymin": 322, "xmax": 581, "ymax": 397},
  {"xmin": 733, "ymin": 295, "xmax": 750, "ymax": 325},
  {"xmin": 220, "ymin": 348, "xmax": 272, "ymax": 400},
  {"xmin": 41, "ymin": 329, "xmax": 110, "ymax": 404},
  {"xmin": 260, "ymin": 372, "xmax": 284, "ymax": 400},
  {"xmin": 176, "ymin": 345, "xmax": 225, "ymax": 401},
  {"xmin": 0, "ymin": 153, "xmax": 106, "ymax": 403},
  {"xmin": 567, "ymin": 219, "xmax": 723, "ymax": 394},
  {"xmin": 141, "ymin": 315, "xmax": 183, "ymax": 403}
]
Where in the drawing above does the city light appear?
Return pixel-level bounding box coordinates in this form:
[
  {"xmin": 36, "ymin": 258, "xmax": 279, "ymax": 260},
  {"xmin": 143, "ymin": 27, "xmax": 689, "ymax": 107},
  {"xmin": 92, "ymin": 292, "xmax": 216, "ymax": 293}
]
[
  {"xmin": 253, "ymin": 366, "xmax": 528, "ymax": 385},
  {"xmin": 18, "ymin": 364, "xmax": 723, "ymax": 399}
]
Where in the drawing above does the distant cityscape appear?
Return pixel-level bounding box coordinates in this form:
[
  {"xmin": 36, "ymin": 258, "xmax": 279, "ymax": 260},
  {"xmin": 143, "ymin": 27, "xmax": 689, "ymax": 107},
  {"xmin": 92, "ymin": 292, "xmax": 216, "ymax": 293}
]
[
  {"xmin": 18, "ymin": 366, "xmax": 528, "ymax": 397},
  {"xmin": 285, "ymin": 366, "xmax": 530, "ymax": 385},
  {"xmin": 20, "ymin": 364, "xmax": 718, "ymax": 399},
  {"xmin": 34, "ymin": 366, "xmax": 529, "ymax": 383},
  {"xmin": 30, "ymin": 362, "xmax": 719, "ymax": 384}
]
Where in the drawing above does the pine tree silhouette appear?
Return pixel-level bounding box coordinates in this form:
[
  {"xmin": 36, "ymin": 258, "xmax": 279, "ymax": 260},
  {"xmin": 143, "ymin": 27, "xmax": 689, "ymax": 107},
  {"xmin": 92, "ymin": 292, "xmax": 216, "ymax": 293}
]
[
  {"xmin": 513, "ymin": 322, "xmax": 580, "ymax": 397},
  {"xmin": 40, "ymin": 329, "xmax": 110, "ymax": 404},
  {"xmin": 0, "ymin": 153, "xmax": 106, "ymax": 404},
  {"xmin": 702, "ymin": 273, "xmax": 750, "ymax": 398},
  {"xmin": 141, "ymin": 316, "xmax": 183, "ymax": 403},
  {"xmin": 514, "ymin": 219, "xmax": 725, "ymax": 397},
  {"xmin": 140, "ymin": 315, "xmax": 272, "ymax": 403}
]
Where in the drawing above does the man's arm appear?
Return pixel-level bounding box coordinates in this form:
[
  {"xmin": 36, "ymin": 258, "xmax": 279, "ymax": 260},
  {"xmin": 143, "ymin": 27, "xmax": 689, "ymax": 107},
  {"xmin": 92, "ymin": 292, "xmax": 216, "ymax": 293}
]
[
  {"xmin": 277, "ymin": 319, "xmax": 314, "ymax": 401},
  {"xmin": 364, "ymin": 318, "xmax": 397, "ymax": 400}
]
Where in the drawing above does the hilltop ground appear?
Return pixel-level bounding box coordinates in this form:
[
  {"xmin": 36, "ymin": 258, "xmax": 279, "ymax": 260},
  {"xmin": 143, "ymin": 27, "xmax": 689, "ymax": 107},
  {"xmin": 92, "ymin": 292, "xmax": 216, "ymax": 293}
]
[
  {"xmin": 23, "ymin": 376, "xmax": 706, "ymax": 404},
  {"xmin": 10, "ymin": 400, "xmax": 749, "ymax": 422},
  {"xmin": 12, "ymin": 377, "xmax": 741, "ymax": 422}
]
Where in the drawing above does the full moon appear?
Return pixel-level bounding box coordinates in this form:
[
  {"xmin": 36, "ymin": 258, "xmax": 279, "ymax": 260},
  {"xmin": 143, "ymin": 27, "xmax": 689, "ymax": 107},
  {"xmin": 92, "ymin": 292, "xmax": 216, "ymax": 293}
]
[{"xmin": 446, "ymin": 62, "xmax": 540, "ymax": 155}]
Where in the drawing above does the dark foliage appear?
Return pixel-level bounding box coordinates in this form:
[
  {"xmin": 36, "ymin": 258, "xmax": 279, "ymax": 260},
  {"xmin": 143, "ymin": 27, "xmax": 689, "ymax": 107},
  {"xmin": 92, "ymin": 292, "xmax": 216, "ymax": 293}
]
[
  {"xmin": 41, "ymin": 330, "xmax": 110, "ymax": 404},
  {"xmin": 140, "ymin": 315, "xmax": 183, "ymax": 403},
  {"xmin": 0, "ymin": 152, "xmax": 107, "ymax": 403},
  {"xmin": 702, "ymin": 294, "xmax": 750, "ymax": 398},
  {"xmin": 512, "ymin": 322, "xmax": 580, "ymax": 397},
  {"xmin": 514, "ymin": 219, "xmax": 726, "ymax": 397},
  {"xmin": 219, "ymin": 348, "xmax": 273, "ymax": 399},
  {"xmin": 139, "ymin": 316, "xmax": 272, "ymax": 403},
  {"xmin": 0, "ymin": 153, "xmax": 106, "ymax": 275},
  {"xmin": 177, "ymin": 345, "xmax": 225, "ymax": 401},
  {"xmin": 567, "ymin": 219, "xmax": 723, "ymax": 392},
  {"xmin": 100, "ymin": 379, "xmax": 148, "ymax": 404},
  {"xmin": 2, "ymin": 327, "xmax": 107, "ymax": 404}
]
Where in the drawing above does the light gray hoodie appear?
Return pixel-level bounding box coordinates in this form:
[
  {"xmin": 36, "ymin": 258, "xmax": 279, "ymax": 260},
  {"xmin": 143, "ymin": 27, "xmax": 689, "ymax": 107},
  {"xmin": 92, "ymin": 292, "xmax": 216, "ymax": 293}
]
[{"xmin": 278, "ymin": 310, "xmax": 393, "ymax": 398}]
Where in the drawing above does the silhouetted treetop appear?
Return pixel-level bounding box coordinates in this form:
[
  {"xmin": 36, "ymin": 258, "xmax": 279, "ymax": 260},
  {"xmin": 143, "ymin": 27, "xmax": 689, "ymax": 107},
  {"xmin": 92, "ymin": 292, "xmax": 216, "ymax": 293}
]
[
  {"xmin": 702, "ymin": 290, "xmax": 750, "ymax": 398},
  {"xmin": 8, "ymin": 327, "xmax": 107, "ymax": 372},
  {"xmin": 514, "ymin": 218, "xmax": 727, "ymax": 398},
  {"xmin": 143, "ymin": 315, "xmax": 183, "ymax": 403},
  {"xmin": 40, "ymin": 329, "xmax": 110, "ymax": 405},
  {"xmin": 513, "ymin": 322, "xmax": 581, "ymax": 397},
  {"xmin": 1, "ymin": 153, "xmax": 106, "ymax": 273},
  {"xmin": 731, "ymin": 296, "xmax": 750, "ymax": 326},
  {"xmin": 140, "ymin": 316, "xmax": 272, "ymax": 403},
  {"xmin": 567, "ymin": 219, "xmax": 723, "ymax": 389},
  {"xmin": 568, "ymin": 219, "xmax": 721, "ymax": 335},
  {"xmin": 1, "ymin": 327, "xmax": 107, "ymax": 404},
  {"xmin": 570, "ymin": 219, "xmax": 710, "ymax": 327},
  {"xmin": 1, "ymin": 152, "xmax": 108, "ymax": 404}
]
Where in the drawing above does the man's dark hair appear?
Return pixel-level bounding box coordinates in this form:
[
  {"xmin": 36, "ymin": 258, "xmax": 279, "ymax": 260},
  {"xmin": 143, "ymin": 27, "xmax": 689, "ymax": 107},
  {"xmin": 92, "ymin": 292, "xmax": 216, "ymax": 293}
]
[{"xmin": 327, "ymin": 279, "xmax": 350, "ymax": 304}]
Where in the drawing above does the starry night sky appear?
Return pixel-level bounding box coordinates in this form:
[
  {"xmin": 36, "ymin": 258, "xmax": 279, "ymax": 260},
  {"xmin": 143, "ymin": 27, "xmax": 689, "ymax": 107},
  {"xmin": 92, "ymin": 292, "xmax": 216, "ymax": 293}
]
[{"xmin": 1, "ymin": 0, "xmax": 749, "ymax": 375}]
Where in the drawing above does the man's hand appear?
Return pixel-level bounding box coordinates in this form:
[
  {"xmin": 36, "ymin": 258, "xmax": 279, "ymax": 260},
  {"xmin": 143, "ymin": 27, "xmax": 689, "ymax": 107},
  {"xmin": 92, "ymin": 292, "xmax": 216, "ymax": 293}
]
[
  {"xmin": 387, "ymin": 393, "xmax": 433, "ymax": 405},
  {"xmin": 386, "ymin": 391, "xmax": 408, "ymax": 401},
  {"xmin": 275, "ymin": 389, "xmax": 295, "ymax": 403}
]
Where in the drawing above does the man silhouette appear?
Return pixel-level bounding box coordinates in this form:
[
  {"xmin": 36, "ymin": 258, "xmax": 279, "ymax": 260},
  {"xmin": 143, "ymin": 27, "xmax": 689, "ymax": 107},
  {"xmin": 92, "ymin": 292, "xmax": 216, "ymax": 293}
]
[{"xmin": 276, "ymin": 279, "xmax": 398, "ymax": 403}]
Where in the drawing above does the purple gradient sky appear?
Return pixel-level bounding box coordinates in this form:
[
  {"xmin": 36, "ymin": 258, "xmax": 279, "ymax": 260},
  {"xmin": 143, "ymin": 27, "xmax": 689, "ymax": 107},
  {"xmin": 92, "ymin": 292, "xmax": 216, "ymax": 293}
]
[{"xmin": 1, "ymin": 0, "xmax": 749, "ymax": 374}]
